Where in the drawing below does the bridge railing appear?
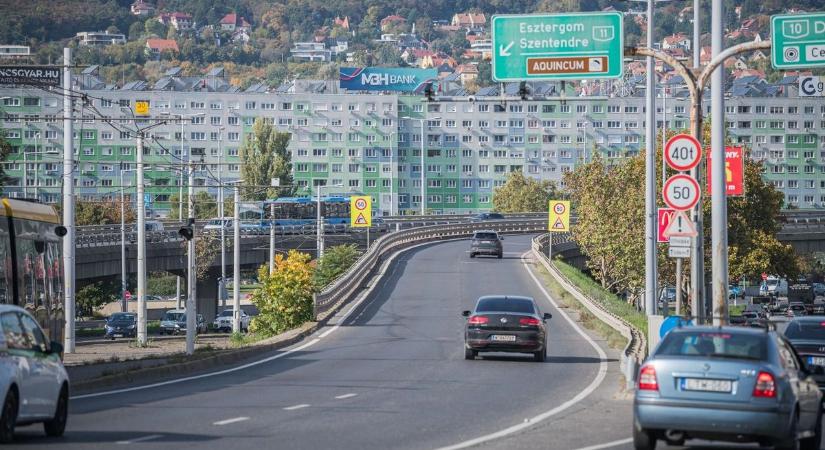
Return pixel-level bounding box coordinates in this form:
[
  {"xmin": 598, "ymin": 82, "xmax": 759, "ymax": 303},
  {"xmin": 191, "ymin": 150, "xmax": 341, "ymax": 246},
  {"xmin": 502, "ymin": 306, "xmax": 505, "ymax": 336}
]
[
  {"xmin": 313, "ymin": 219, "xmax": 546, "ymax": 321},
  {"xmin": 530, "ymin": 233, "xmax": 646, "ymax": 388}
]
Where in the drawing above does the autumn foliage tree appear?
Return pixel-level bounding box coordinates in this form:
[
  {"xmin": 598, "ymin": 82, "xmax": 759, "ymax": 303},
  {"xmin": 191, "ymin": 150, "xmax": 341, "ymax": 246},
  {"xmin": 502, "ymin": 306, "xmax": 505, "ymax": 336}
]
[
  {"xmin": 492, "ymin": 171, "xmax": 559, "ymax": 213},
  {"xmin": 249, "ymin": 250, "xmax": 315, "ymax": 337}
]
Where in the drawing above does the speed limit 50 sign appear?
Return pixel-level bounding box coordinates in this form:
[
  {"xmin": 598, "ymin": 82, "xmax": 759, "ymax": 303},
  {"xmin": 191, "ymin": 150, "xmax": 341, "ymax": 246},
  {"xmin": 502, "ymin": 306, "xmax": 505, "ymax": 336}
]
[{"xmin": 663, "ymin": 174, "xmax": 701, "ymax": 211}]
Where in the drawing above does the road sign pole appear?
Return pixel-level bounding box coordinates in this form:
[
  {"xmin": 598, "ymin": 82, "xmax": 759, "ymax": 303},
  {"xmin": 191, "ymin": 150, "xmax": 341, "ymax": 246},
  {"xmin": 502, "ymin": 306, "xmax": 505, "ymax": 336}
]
[
  {"xmin": 62, "ymin": 47, "xmax": 76, "ymax": 353},
  {"xmin": 676, "ymin": 258, "xmax": 682, "ymax": 316},
  {"xmin": 710, "ymin": 0, "xmax": 728, "ymax": 326},
  {"xmin": 186, "ymin": 155, "xmax": 196, "ymax": 355},
  {"xmin": 233, "ymin": 184, "xmax": 241, "ymax": 334}
]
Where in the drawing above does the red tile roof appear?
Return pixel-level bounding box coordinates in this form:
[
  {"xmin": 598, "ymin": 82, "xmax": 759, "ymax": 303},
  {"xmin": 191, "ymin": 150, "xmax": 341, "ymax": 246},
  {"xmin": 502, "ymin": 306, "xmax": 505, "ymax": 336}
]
[{"xmin": 146, "ymin": 38, "xmax": 179, "ymax": 52}]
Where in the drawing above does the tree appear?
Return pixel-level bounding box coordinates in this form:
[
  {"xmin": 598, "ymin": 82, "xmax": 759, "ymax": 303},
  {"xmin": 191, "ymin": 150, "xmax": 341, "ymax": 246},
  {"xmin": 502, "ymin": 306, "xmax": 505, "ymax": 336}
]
[
  {"xmin": 75, "ymin": 199, "xmax": 136, "ymax": 225},
  {"xmin": 168, "ymin": 191, "xmax": 233, "ymax": 220},
  {"xmin": 492, "ymin": 171, "xmax": 558, "ymax": 213},
  {"xmin": 240, "ymin": 117, "xmax": 294, "ymax": 200},
  {"xmin": 249, "ymin": 250, "xmax": 314, "ymax": 337},
  {"xmin": 314, "ymin": 244, "xmax": 360, "ymax": 290},
  {"xmin": 144, "ymin": 18, "xmax": 166, "ymax": 37},
  {"xmin": 75, "ymin": 282, "xmax": 115, "ymax": 317},
  {"xmin": 128, "ymin": 21, "xmax": 144, "ymax": 40}
]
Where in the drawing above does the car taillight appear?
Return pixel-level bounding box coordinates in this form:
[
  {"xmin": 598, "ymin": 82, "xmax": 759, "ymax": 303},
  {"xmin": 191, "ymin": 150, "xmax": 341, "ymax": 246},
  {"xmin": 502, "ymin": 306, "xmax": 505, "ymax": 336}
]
[
  {"xmin": 753, "ymin": 371, "xmax": 776, "ymax": 398},
  {"xmin": 638, "ymin": 364, "xmax": 658, "ymax": 391},
  {"xmin": 519, "ymin": 317, "xmax": 541, "ymax": 326},
  {"xmin": 467, "ymin": 315, "xmax": 489, "ymax": 325}
]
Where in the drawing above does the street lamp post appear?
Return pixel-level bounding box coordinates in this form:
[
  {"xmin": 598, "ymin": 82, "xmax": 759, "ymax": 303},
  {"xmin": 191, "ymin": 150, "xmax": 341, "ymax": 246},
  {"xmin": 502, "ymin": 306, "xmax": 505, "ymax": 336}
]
[
  {"xmin": 120, "ymin": 168, "xmax": 135, "ymax": 313},
  {"xmin": 217, "ymin": 127, "xmax": 226, "ymax": 308},
  {"xmin": 316, "ymin": 183, "xmax": 343, "ymax": 258}
]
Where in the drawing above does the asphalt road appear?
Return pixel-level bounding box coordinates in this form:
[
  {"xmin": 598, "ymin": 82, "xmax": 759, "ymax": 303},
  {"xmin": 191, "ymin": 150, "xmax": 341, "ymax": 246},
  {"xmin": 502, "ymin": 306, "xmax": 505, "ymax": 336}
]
[{"xmin": 13, "ymin": 235, "xmax": 625, "ymax": 449}]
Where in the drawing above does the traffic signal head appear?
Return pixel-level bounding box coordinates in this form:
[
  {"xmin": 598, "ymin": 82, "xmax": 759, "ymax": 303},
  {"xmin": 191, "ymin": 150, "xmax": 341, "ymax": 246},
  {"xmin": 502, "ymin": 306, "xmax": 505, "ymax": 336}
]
[{"xmin": 178, "ymin": 225, "xmax": 193, "ymax": 241}]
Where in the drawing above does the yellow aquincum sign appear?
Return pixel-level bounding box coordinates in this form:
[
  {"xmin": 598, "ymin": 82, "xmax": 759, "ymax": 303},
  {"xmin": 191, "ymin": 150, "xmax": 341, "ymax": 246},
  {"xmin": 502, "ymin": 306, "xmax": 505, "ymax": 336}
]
[
  {"xmin": 350, "ymin": 196, "xmax": 372, "ymax": 228},
  {"xmin": 135, "ymin": 100, "xmax": 150, "ymax": 116},
  {"xmin": 548, "ymin": 200, "xmax": 570, "ymax": 232}
]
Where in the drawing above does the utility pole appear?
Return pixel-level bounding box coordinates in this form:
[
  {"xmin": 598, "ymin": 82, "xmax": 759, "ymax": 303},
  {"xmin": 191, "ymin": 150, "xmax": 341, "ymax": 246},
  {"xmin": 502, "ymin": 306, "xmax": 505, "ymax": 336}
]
[
  {"xmin": 185, "ymin": 150, "xmax": 196, "ymax": 355},
  {"xmin": 644, "ymin": 0, "xmax": 658, "ymax": 315},
  {"xmin": 218, "ymin": 128, "xmax": 226, "ymax": 308},
  {"xmin": 269, "ymin": 202, "xmax": 276, "ymax": 275},
  {"xmin": 710, "ymin": 0, "xmax": 728, "ymax": 325},
  {"xmin": 233, "ymin": 183, "xmax": 241, "ymax": 333},
  {"xmin": 419, "ymin": 119, "xmax": 425, "ymax": 215},
  {"xmin": 136, "ymin": 133, "xmax": 147, "ymax": 345},
  {"xmin": 62, "ymin": 47, "xmax": 76, "ymax": 353}
]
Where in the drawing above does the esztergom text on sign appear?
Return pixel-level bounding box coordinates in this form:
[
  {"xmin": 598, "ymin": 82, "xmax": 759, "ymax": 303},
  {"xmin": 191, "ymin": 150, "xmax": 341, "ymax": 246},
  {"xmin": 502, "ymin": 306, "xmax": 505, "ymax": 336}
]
[{"xmin": 491, "ymin": 12, "xmax": 623, "ymax": 81}]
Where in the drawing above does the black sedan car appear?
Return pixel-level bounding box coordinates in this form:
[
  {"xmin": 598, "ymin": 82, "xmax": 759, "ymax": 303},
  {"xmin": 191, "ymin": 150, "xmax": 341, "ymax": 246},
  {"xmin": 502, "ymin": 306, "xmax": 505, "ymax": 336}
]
[
  {"xmin": 104, "ymin": 312, "xmax": 137, "ymax": 339},
  {"xmin": 785, "ymin": 317, "xmax": 825, "ymax": 393},
  {"xmin": 463, "ymin": 295, "xmax": 551, "ymax": 362}
]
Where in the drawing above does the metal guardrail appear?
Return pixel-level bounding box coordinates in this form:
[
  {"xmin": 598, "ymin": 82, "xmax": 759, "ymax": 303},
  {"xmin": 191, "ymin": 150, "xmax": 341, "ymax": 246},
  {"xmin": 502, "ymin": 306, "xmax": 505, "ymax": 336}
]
[
  {"xmin": 313, "ymin": 219, "xmax": 546, "ymax": 321},
  {"xmin": 530, "ymin": 233, "xmax": 646, "ymax": 389}
]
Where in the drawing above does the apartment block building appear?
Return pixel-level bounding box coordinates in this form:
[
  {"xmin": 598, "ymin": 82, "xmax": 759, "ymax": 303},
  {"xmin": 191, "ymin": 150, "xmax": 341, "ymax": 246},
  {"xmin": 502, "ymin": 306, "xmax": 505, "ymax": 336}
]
[{"xmin": 1, "ymin": 69, "xmax": 823, "ymax": 216}]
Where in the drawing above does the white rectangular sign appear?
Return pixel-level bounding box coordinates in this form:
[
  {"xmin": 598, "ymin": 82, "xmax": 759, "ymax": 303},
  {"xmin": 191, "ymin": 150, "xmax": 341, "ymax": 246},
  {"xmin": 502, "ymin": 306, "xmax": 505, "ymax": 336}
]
[
  {"xmin": 668, "ymin": 236, "xmax": 691, "ymax": 247},
  {"xmin": 799, "ymin": 75, "xmax": 825, "ymax": 97},
  {"xmin": 668, "ymin": 246, "xmax": 691, "ymax": 258}
]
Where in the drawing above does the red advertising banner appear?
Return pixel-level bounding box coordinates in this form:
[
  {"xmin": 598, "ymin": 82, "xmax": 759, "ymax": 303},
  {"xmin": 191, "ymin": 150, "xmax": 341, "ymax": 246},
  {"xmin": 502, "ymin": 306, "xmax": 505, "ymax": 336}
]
[{"xmin": 706, "ymin": 146, "xmax": 745, "ymax": 196}]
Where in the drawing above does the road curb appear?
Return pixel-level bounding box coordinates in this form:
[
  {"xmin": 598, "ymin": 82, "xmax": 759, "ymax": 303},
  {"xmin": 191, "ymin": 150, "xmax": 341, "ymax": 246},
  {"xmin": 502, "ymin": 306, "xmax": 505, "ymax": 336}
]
[{"xmin": 69, "ymin": 321, "xmax": 320, "ymax": 395}]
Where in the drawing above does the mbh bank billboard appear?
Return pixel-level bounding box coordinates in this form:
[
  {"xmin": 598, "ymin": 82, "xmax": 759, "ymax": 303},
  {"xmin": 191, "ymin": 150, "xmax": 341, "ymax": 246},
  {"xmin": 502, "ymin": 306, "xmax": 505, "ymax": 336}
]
[{"xmin": 339, "ymin": 67, "xmax": 437, "ymax": 92}]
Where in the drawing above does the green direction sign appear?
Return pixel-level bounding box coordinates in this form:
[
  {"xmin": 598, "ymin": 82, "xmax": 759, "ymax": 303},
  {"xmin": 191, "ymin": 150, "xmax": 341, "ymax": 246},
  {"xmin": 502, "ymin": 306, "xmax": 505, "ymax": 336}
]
[
  {"xmin": 491, "ymin": 12, "xmax": 623, "ymax": 81},
  {"xmin": 771, "ymin": 13, "xmax": 825, "ymax": 69}
]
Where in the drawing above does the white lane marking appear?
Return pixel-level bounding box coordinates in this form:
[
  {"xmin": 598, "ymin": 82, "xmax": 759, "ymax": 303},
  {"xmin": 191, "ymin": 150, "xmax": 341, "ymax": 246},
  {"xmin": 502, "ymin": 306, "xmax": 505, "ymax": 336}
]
[
  {"xmin": 574, "ymin": 437, "xmax": 633, "ymax": 450},
  {"xmin": 71, "ymin": 239, "xmax": 463, "ymax": 401},
  {"xmin": 335, "ymin": 393, "xmax": 358, "ymax": 399},
  {"xmin": 116, "ymin": 434, "xmax": 162, "ymax": 445},
  {"xmin": 212, "ymin": 416, "xmax": 249, "ymax": 426},
  {"xmin": 283, "ymin": 403, "xmax": 310, "ymax": 411},
  {"xmin": 436, "ymin": 251, "xmax": 609, "ymax": 450}
]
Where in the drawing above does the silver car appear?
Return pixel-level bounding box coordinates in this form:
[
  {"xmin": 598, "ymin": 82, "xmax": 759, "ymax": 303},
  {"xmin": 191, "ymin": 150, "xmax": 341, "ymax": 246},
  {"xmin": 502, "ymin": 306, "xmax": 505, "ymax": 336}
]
[{"xmin": 633, "ymin": 327, "xmax": 822, "ymax": 450}]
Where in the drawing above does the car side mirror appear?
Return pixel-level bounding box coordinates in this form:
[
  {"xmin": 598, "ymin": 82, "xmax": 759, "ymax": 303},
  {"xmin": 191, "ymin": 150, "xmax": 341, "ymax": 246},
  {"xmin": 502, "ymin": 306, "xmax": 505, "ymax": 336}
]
[
  {"xmin": 49, "ymin": 341, "xmax": 64, "ymax": 356},
  {"xmin": 543, "ymin": 313, "xmax": 553, "ymax": 320},
  {"xmin": 462, "ymin": 310, "xmax": 471, "ymax": 317}
]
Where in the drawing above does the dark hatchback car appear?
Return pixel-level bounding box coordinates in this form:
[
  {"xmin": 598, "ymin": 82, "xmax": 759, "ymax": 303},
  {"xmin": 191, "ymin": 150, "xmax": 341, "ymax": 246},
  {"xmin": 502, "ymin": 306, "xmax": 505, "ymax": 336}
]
[
  {"xmin": 470, "ymin": 231, "xmax": 503, "ymax": 259},
  {"xmin": 463, "ymin": 295, "xmax": 552, "ymax": 362},
  {"xmin": 785, "ymin": 317, "xmax": 825, "ymax": 393},
  {"xmin": 470, "ymin": 212, "xmax": 505, "ymax": 222},
  {"xmin": 104, "ymin": 312, "xmax": 137, "ymax": 340}
]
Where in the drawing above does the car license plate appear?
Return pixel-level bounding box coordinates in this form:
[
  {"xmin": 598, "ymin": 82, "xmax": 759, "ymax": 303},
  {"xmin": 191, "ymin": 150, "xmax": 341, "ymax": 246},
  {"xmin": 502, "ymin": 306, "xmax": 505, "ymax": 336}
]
[
  {"xmin": 481, "ymin": 240, "xmax": 492, "ymax": 244},
  {"xmin": 809, "ymin": 356, "xmax": 825, "ymax": 367},
  {"xmin": 490, "ymin": 335, "xmax": 516, "ymax": 342},
  {"xmin": 113, "ymin": 334, "xmax": 123, "ymax": 338},
  {"xmin": 680, "ymin": 378, "xmax": 732, "ymax": 393}
]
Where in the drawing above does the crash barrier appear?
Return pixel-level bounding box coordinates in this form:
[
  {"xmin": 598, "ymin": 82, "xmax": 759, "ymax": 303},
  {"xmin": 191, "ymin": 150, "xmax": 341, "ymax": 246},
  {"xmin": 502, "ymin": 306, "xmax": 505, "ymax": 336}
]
[
  {"xmin": 531, "ymin": 233, "xmax": 647, "ymax": 389},
  {"xmin": 313, "ymin": 219, "xmax": 546, "ymax": 321}
]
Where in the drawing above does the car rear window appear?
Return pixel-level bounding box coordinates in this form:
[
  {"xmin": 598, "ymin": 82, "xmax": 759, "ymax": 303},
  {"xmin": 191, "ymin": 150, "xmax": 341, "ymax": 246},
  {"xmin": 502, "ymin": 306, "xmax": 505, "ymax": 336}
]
[
  {"xmin": 109, "ymin": 313, "xmax": 135, "ymax": 322},
  {"xmin": 656, "ymin": 331, "xmax": 767, "ymax": 361},
  {"xmin": 785, "ymin": 321, "xmax": 825, "ymax": 340},
  {"xmin": 474, "ymin": 232, "xmax": 498, "ymax": 240},
  {"xmin": 475, "ymin": 298, "xmax": 535, "ymax": 314}
]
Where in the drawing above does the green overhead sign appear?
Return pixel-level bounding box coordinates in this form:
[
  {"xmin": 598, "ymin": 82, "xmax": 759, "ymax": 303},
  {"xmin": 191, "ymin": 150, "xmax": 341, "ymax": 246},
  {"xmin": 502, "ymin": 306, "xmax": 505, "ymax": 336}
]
[
  {"xmin": 771, "ymin": 13, "xmax": 825, "ymax": 69},
  {"xmin": 491, "ymin": 12, "xmax": 623, "ymax": 81}
]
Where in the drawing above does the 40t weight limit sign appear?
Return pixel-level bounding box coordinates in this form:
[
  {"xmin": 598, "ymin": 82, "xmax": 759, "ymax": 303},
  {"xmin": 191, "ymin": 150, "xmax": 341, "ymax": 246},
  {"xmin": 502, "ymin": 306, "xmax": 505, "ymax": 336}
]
[
  {"xmin": 663, "ymin": 174, "xmax": 701, "ymax": 211},
  {"xmin": 664, "ymin": 134, "xmax": 702, "ymax": 171}
]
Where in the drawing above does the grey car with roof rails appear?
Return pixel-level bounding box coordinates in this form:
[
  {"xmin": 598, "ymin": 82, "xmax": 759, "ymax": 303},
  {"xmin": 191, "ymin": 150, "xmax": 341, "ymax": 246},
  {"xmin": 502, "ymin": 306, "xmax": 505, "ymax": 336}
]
[{"xmin": 469, "ymin": 230, "xmax": 503, "ymax": 259}]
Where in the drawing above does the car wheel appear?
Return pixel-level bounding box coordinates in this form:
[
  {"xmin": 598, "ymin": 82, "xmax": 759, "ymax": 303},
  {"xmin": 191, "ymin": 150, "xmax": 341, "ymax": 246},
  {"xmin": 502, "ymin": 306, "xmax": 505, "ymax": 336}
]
[
  {"xmin": 0, "ymin": 388, "xmax": 17, "ymax": 443},
  {"xmin": 534, "ymin": 346, "xmax": 546, "ymax": 362},
  {"xmin": 464, "ymin": 346, "xmax": 476, "ymax": 360},
  {"xmin": 43, "ymin": 385, "xmax": 68, "ymax": 437},
  {"xmin": 774, "ymin": 410, "xmax": 799, "ymax": 450},
  {"xmin": 632, "ymin": 421, "xmax": 656, "ymax": 450},
  {"xmin": 800, "ymin": 408, "xmax": 822, "ymax": 450}
]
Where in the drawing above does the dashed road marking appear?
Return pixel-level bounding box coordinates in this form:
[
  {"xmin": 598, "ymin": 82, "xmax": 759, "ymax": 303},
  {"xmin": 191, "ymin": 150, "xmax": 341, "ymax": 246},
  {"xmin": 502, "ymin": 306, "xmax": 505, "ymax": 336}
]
[
  {"xmin": 574, "ymin": 437, "xmax": 633, "ymax": 450},
  {"xmin": 283, "ymin": 404, "xmax": 310, "ymax": 411},
  {"xmin": 116, "ymin": 434, "xmax": 162, "ymax": 445},
  {"xmin": 213, "ymin": 416, "xmax": 250, "ymax": 426},
  {"xmin": 335, "ymin": 393, "xmax": 358, "ymax": 399}
]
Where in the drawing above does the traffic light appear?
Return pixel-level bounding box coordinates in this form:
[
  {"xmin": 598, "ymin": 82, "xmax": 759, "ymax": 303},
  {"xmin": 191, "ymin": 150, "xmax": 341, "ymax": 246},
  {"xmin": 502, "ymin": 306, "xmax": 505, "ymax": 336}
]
[
  {"xmin": 518, "ymin": 81, "xmax": 529, "ymax": 100},
  {"xmin": 178, "ymin": 218, "xmax": 195, "ymax": 241},
  {"xmin": 423, "ymin": 83, "xmax": 435, "ymax": 102}
]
